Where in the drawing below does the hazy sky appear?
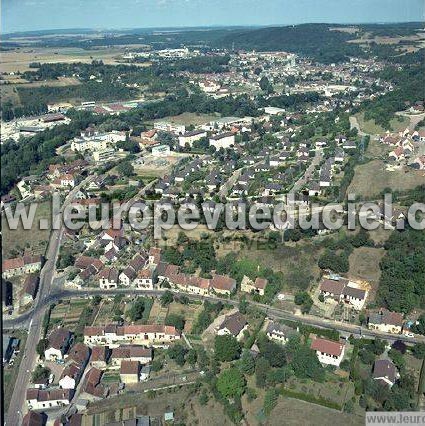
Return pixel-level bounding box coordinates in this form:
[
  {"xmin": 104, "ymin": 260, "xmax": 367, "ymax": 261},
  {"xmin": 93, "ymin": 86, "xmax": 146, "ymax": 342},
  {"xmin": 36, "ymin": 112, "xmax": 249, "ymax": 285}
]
[{"xmin": 2, "ymin": 0, "xmax": 424, "ymax": 33}]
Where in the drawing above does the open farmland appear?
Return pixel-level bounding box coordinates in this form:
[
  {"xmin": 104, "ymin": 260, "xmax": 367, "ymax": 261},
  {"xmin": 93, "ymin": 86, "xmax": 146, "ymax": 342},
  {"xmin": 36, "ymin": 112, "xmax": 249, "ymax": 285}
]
[{"xmin": 0, "ymin": 46, "xmax": 150, "ymax": 73}]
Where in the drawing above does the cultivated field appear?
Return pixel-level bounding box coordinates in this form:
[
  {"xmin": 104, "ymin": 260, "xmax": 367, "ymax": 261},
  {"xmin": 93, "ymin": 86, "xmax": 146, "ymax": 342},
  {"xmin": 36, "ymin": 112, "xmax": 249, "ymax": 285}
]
[{"xmin": 0, "ymin": 46, "xmax": 149, "ymax": 73}]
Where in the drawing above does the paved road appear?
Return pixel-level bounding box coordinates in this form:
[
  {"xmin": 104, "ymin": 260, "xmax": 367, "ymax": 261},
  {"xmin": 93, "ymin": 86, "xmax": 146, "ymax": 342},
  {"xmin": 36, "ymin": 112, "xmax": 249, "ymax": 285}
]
[
  {"xmin": 5, "ymin": 177, "xmax": 94, "ymax": 426},
  {"xmin": 5, "ymin": 287, "xmax": 424, "ymax": 346}
]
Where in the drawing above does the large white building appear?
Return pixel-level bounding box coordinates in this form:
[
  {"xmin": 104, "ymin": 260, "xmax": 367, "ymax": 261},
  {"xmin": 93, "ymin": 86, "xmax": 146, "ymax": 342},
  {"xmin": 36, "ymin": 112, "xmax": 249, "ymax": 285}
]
[
  {"xmin": 209, "ymin": 132, "xmax": 235, "ymax": 151},
  {"xmin": 178, "ymin": 130, "xmax": 207, "ymax": 147},
  {"xmin": 71, "ymin": 130, "xmax": 126, "ymax": 152}
]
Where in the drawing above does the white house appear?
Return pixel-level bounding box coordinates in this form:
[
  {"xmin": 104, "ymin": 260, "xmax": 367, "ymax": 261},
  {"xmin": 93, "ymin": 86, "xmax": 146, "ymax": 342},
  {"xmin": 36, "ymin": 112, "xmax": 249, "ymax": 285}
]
[
  {"xmin": 310, "ymin": 337, "xmax": 345, "ymax": 367},
  {"xmin": 44, "ymin": 328, "xmax": 72, "ymax": 361},
  {"xmin": 26, "ymin": 389, "xmax": 72, "ymax": 410}
]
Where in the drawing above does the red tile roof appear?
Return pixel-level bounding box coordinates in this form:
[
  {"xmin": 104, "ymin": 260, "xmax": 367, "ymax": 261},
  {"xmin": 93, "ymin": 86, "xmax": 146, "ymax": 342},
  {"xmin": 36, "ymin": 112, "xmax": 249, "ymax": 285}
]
[{"xmin": 310, "ymin": 337, "xmax": 345, "ymax": 357}]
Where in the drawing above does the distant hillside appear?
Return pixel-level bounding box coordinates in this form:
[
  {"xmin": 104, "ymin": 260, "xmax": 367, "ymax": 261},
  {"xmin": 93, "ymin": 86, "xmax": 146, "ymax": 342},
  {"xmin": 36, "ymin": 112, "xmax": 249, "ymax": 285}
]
[
  {"xmin": 216, "ymin": 22, "xmax": 425, "ymax": 63},
  {"xmin": 216, "ymin": 24, "xmax": 363, "ymax": 63}
]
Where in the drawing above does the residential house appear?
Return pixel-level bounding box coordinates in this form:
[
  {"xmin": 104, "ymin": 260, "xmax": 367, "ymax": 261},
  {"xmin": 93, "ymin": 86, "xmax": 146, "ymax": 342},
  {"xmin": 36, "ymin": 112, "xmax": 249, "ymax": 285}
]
[
  {"xmin": 44, "ymin": 328, "xmax": 72, "ymax": 361},
  {"xmin": 310, "ymin": 337, "xmax": 345, "ymax": 367},
  {"xmin": 368, "ymin": 309, "xmax": 404, "ymax": 334},
  {"xmin": 90, "ymin": 346, "xmax": 110, "ymax": 369},
  {"xmin": 111, "ymin": 346, "xmax": 152, "ymax": 367},
  {"xmin": 319, "ymin": 277, "xmax": 368, "ymax": 310},
  {"xmin": 26, "ymin": 389, "xmax": 72, "ymax": 410},
  {"xmin": 2, "ymin": 255, "xmax": 43, "ymax": 279},
  {"xmin": 134, "ymin": 268, "xmax": 154, "ymax": 290},
  {"xmin": 82, "ymin": 367, "xmax": 107, "ymax": 399},
  {"xmin": 83, "ymin": 324, "xmax": 181, "ymax": 347},
  {"xmin": 98, "ymin": 267, "xmax": 119, "ymax": 290},
  {"xmin": 240, "ymin": 276, "xmax": 268, "ymax": 296},
  {"xmin": 22, "ymin": 411, "xmax": 46, "ymax": 426},
  {"xmin": 210, "ymin": 274, "xmax": 236, "ymax": 295},
  {"xmin": 217, "ymin": 312, "xmax": 248, "ymax": 341},
  {"xmin": 266, "ymin": 322, "xmax": 295, "ymax": 344},
  {"xmin": 22, "ymin": 274, "xmax": 40, "ymax": 304},
  {"xmin": 372, "ymin": 359, "xmax": 398, "ymax": 387},
  {"xmin": 120, "ymin": 360, "xmax": 140, "ymax": 384}
]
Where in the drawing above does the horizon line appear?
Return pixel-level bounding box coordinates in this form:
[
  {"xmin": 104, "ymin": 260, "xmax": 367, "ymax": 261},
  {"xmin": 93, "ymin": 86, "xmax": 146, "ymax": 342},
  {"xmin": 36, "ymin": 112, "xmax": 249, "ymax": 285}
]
[{"xmin": 3, "ymin": 20, "xmax": 424, "ymax": 37}]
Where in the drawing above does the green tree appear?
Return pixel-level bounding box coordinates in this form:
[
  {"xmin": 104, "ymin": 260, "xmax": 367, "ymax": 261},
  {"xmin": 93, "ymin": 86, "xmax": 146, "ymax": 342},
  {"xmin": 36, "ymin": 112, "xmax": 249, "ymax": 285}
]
[
  {"xmin": 216, "ymin": 367, "xmax": 246, "ymax": 399},
  {"xmin": 160, "ymin": 290, "xmax": 174, "ymax": 307},
  {"xmin": 237, "ymin": 349, "xmax": 255, "ymax": 375},
  {"xmin": 263, "ymin": 388, "xmax": 279, "ymax": 416},
  {"xmin": 127, "ymin": 298, "xmax": 146, "ymax": 322},
  {"xmin": 165, "ymin": 313, "xmax": 185, "ymax": 331},
  {"xmin": 36, "ymin": 339, "xmax": 49, "ymax": 358},
  {"xmin": 412, "ymin": 343, "xmax": 425, "ymax": 359},
  {"xmin": 214, "ymin": 335, "xmax": 241, "ymax": 362},
  {"xmin": 167, "ymin": 344, "xmax": 188, "ymax": 366}
]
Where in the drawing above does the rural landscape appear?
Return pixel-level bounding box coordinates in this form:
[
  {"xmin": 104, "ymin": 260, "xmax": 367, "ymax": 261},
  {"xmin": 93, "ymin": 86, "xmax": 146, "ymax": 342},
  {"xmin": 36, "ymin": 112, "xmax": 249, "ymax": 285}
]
[{"xmin": 1, "ymin": 1, "xmax": 425, "ymax": 425}]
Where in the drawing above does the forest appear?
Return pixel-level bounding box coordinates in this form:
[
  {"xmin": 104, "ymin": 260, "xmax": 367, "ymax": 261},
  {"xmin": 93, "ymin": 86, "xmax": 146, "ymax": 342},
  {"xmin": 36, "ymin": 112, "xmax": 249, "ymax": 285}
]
[{"xmin": 377, "ymin": 228, "xmax": 425, "ymax": 313}]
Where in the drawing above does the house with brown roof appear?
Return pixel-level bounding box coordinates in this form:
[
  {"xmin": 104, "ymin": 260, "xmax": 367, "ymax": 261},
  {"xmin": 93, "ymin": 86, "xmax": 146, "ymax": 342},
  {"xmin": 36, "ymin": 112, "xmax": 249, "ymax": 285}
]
[
  {"xmin": 83, "ymin": 324, "xmax": 181, "ymax": 347},
  {"xmin": 90, "ymin": 346, "xmax": 110, "ymax": 368},
  {"xmin": 310, "ymin": 337, "xmax": 345, "ymax": 367},
  {"xmin": 59, "ymin": 362, "xmax": 84, "ymax": 390},
  {"xmin": 148, "ymin": 247, "xmax": 161, "ymax": 265},
  {"xmin": 240, "ymin": 276, "xmax": 268, "ymax": 296},
  {"xmin": 372, "ymin": 359, "xmax": 398, "ymax": 387},
  {"xmin": 82, "ymin": 367, "xmax": 107, "ymax": 399},
  {"xmin": 2, "ymin": 255, "xmax": 43, "ymax": 279},
  {"xmin": 134, "ymin": 268, "xmax": 154, "ymax": 290},
  {"xmin": 319, "ymin": 276, "xmax": 368, "ymax": 310},
  {"xmin": 120, "ymin": 360, "xmax": 140, "ymax": 384},
  {"xmin": 98, "ymin": 267, "xmax": 119, "ymax": 290},
  {"xmin": 217, "ymin": 312, "xmax": 248, "ymax": 341},
  {"xmin": 368, "ymin": 309, "xmax": 404, "ymax": 334},
  {"xmin": 111, "ymin": 346, "xmax": 152, "ymax": 367},
  {"xmin": 22, "ymin": 273, "xmax": 40, "ymax": 303},
  {"xmin": 45, "ymin": 328, "xmax": 72, "ymax": 361},
  {"xmin": 26, "ymin": 388, "xmax": 72, "ymax": 410},
  {"xmin": 211, "ymin": 273, "xmax": 236, "ymax": 295},
  {"xmin": 22, "ymin": 411, "xmax": 46, "ymax": 426}
]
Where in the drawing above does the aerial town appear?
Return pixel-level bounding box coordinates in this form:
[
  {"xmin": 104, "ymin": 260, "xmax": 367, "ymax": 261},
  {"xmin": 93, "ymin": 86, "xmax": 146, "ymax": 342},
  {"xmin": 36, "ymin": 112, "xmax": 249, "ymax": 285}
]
[{"xmin": 1, "ymin": 3, "xmax": 425, "ymax": 426}]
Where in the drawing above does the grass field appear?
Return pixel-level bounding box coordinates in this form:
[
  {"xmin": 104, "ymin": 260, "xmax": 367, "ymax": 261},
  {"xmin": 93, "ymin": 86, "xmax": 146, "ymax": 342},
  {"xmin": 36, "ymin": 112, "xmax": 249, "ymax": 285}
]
[
  {"xmin": 348, "ymin": 247, "xmax": 385, "ymax": 301},
  {"xmin": 167, "ymin": 301, "xmax": 203, "ymax": 333},
  {"xmin": 152, "ymin": 112, "xmax": 218, "ymax": 126},
  {"xmin": 354, "ymin": 112, "xmax": 410, "ymax": 134},
  {"xmin": 268, "ymin": 396, "xmax": 363, "ymax": 426},
  {"xmin": 348, "ymin": 159, "xmax": 425, "ymax": 199},
  {"xmin": 2, "ymin": 200, "xmax": 52, "ymax": 259}
]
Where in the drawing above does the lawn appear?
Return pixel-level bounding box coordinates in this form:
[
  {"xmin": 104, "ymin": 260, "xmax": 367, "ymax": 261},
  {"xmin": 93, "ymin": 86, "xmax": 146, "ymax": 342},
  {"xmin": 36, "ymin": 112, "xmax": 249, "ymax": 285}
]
[{"xmin": 2, "ymin": 200, "xmax": 52, "ymax": 259}]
